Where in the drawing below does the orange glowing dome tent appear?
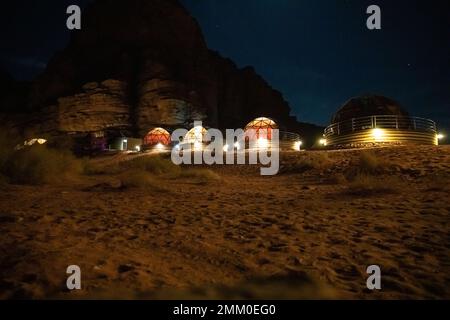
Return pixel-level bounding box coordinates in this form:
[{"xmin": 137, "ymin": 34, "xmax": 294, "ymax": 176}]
[
  {"xmin": 143, "ymin": 127, "xmax": 171, "ymax": 146},
  {"xmin": 244, "ymin": 117, "xmax": 278, "ymax": 140}
]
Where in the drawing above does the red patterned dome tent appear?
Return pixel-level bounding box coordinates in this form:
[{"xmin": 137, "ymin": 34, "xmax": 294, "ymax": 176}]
[
  {"xmin": 143, "ymin": 127, "xmax": 171, "ymax": 151},
  {"xmin": 244, "ymin": 117, "xmax": 278, "ymax": 140},
  {"xmin": 243, "ymin": 117, "xmax": 278, "ymax": 150},
  {"xmin": 243, "ymin": 117, "xmax": 303, "ymax": 151}
]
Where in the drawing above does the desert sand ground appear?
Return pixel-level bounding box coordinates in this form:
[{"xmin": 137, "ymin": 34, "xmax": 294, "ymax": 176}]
[{"xmin": 0, "ymin": 145, "xmax": 449, "ymax": 299}]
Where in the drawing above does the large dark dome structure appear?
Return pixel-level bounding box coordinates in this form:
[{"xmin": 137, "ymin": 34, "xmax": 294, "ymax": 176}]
[
  {"xmin": 331, "ymin": 95, "xmax": 409, "ymax": 124},
  {"xmin": 324, "ymin": 94, "xmax": 438, "ymax": 147}
]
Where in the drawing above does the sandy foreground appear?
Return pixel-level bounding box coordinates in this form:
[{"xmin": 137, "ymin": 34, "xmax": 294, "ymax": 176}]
[{"xmin": 0, "ymin": 145, "xmax": 449, "ymax": 299}]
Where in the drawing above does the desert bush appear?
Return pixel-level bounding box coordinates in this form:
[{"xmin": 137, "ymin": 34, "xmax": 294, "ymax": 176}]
[
  {"xmin": 359, "ymin": 152, "xmax": 380, "ymax": 173},
  {"xmin": 345, "ymin": 174, "xmax": 401, "ymax": 196},
  {"xmin": 119, "ymin": 170, "xmax": 167, "ymax": 192},
  {"xmin": 84, "ymin": 155, "xmax": 180, "ymax": 176},
  {"xmin": 175, "ymin": 168, "xmax": 221, "ymax": 185},
  {"xmin": 309, "ymin": 153, "xmax": 332, "ymax": 170},
  {"xmin": 83, "ymin": 161, "xmax": 121, "ymax": 175},
  {"xmin": 358, "ymin": 151, "xmax": 391, "ymax": 174},
  {"xmin": 122, "ymin": 155, "xmax": 220, "ymax": 184},
  {"xmin": 284, "ymin": 152, "xmax": 332, "ymax": 174},
  {"xmin": 119, "ymin": 155, "xmax": 181, "ymax": 175},
  {"xmin": 328, "ymin": 172, "xmax": 347, "ymax": 184},
  {"xmin": 345, "ymin": 151, "xmax": 392, "ymax": 181},
  {"xmin": 2, "ymin": 144, "xmax": 83, "ymax": 185}
]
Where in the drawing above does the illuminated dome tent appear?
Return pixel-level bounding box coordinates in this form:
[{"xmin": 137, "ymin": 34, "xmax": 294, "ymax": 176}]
[
  {"xmin": 143, "ymin": 127, "xmax": 171, "ymax": 150},
  {"xmin": 244, "ymin": 117, "xmax": 278, "ymax": 140},
  {"xmin": 184, "ymin": 126, "xmax": 208, "ymax": 150},
  {"xmin": 324, "ymin": 95, "xmax": 438, "ymax": 147},
  {"xmin": 243, "ymin": 117, "xmax": 278, "ymax": 150},
  {"xmin": 243, "ymin": 117, "xmax": 302, "ymax": 151}
]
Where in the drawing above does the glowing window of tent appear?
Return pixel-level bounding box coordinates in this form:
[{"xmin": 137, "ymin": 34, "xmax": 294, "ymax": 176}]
[
  {"xmin": 244, "ymin": 117, "xmax": 278, "ymax": 140},
  {"xmin": 143, "ymin": 128, "xmax": 171, "ymax": 146},
  {"xmin": 184, "ymin": 126, "xmax": 208, "ymax": 144}
]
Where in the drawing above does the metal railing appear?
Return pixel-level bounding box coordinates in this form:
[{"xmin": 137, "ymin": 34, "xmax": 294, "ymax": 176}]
[
  {"xmin": 279, "ymin": 131, "xmax": 301, "ymax": 142},
  {"xmin": 324, "ymin": 115, "xmax": 436, "ymax": 137}
]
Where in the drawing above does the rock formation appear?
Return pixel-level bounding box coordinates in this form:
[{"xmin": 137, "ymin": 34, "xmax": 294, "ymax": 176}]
[{"xmin": 2, "ymin": 0, "xmax": 323, "ymax": 145}]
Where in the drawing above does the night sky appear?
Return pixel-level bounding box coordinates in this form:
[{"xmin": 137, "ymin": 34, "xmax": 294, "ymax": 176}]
[{"xmin": 1, "ymin": 0, "xmax": 449, "ymax": 130}]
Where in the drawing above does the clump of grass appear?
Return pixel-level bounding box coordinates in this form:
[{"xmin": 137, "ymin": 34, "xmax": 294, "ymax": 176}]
[
  {"xmin": 85, "ymin": 154, "xmax": 220, "ymax": 186},
  {"xmin": 2, "ymin": 144, "xmax": 83, "ymax": 185},
  {"xmin": 285, "ymin": 152, "xmax": 332, "ymax": 174},
  {"xmin": 119, "ymin": 170, "xmax": 167, "ymax": 192},
  {"xmin": 83, "ymin": 161, "xmax": 121, "ymax": 175},
  {"xmin": 328, "ymin": 172, "xmax": 347, "ymax": 184},
  {"xmin": 345, "ymin": 174, "xmax": 401, "ymax": 196},
  {"xmin": 345, "ymin": 151, "xmax": 392, "ymax": 181},
  {"xmin": 310, "ymin": 153, "xmax": 332, "ymax": 170},
  {"xmin": 120, "ymin": 155, "xmax": 181, "ymax": 175},
  {"xmin": 83, "ymin": 155, "xmax": 180, "ymax": 176},
  {"xmin": 124, "ymin": 155, "xmax": 221, "ymax": 185},
  {"xmin": 175, "ymin": 168, "xmax": 221, "ymax": 185},
  {"xmin": 358, "ymin": 151, "xmax": 391, "ymax": 175},
  {"xmin": 359, "ymin": 152, "xmax": 381, "ymax": 173}
]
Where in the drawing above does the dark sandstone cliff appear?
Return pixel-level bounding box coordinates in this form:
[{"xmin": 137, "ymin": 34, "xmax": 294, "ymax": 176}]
[{"xmin": 2, "ymin": 0, "xmax": 323, "ymax": 143}]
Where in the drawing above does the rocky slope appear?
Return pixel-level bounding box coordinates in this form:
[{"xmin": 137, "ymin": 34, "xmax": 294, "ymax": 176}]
[{"xmin": 3, "ymin": 0, "xmax": 323, "ymax": 143}]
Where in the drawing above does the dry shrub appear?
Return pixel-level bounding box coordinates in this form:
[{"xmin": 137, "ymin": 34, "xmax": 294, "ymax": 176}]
[
  {"xmin": 84, "ymin": 155, "xmax": 180, "ymax": 176},
  {"xmin": 85, "ymin": 154, "xmax": 220, "ymax": 186},
  {"xmin": 285, "ymin": 152, "xmax": 332, "ymax": 174},
  {"xmin": 119, "ymin": 155, "xmax": 181, "ymax": 175},
  {"xmin": 345, "ymin": 151, "xmax": 392, "ymax": 180},
  {"xmin": 2, "ymin": 144, "xmax": 83, "ymax": 185},
  {"xmin": 118, "ymin": 154, "xmax": 220, "ymax": 184},
  {"xmin": 83, "ymin": 161, "xmax": 121, "ymax": 175},
  {"xmin": 174, "ymin": 168, "xmax": 221, "ymax": 185},
  {"xmin": 310, "ymin": 152, "xmax": 332, "ymax": 170},
  {"xmin": 119, "ymin": 170, "xmax": 167, "ymax": 192},
  {"xmin": 345, "ymin": 174, "xmax": 401, "ymax": 196},
  {"xmin": 328, "ymin": 172, "xmax": 347, "ymax": 184},
  {"xmin": 358, "ymin": 151, "xmax": 391, "ymax": 174}
]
